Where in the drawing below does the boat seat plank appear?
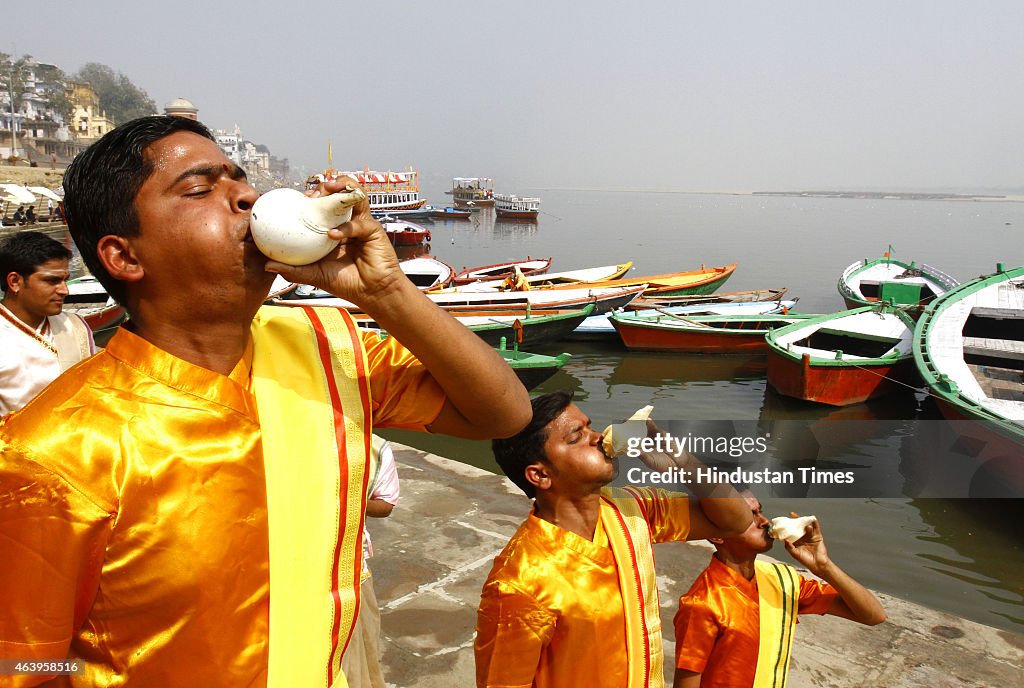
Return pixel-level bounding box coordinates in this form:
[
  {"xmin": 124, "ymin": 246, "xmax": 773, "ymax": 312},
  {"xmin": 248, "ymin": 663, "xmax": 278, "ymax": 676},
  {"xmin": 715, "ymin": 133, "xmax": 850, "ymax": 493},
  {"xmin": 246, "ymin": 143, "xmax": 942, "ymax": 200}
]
[
  {"xmin": 971, "ymin": 307, "xmax": 1024, "ymax": 320},
  {"xmin": 963, "ymin": 336, "xmax": 1024, "ymax": 361}
]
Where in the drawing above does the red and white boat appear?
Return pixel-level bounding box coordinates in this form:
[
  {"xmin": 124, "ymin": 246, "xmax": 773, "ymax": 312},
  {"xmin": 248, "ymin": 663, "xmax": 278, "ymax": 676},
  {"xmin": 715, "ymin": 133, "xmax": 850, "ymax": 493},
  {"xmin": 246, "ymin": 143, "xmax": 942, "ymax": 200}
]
[
  {"xmin": 307, "ymin": 167, "xmax": 427, "ymax": 212},
  {"xmin": 765, "ymin": 303, "xmax": 918, "ymax": 406},
  {"xmin": 610, "ymin": 312, "xmax": 815, "ymax": 354},
  {"xmin": 494, "ymin": 193, "xmax": 540, "ymax": 219},
  {"xmin": 274, "ymin": 283, "xmax": 647, "ymax": 316},
  {"xmin": 66, "ymin": 275, "xmax": 126, "ymax": 333},
  {"xmin": 453, "ymin": 257, "xmax": 553, "ymax": 285},
  {"xmin": 383, "ymin": 220, "xmax": 432, "ymax": 246}
]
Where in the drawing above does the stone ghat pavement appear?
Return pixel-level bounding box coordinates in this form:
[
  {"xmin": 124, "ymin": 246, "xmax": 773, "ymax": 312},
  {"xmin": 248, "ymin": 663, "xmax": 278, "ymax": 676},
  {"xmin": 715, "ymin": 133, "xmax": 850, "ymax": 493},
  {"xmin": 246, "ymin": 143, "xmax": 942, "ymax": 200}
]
[{"xmin": 366, "ymin": 444, "xmax": 1024, "ymax": 688}]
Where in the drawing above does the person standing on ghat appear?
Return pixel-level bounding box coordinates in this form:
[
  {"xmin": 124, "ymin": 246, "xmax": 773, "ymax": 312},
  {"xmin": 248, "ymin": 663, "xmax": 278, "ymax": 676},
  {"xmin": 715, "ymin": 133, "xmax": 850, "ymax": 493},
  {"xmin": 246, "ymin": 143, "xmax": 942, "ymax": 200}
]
[
  {"xmin": 0, "ymin": 114, "xmax": 531, "ymax": 687},
  {"xmin": 0, "ymin": 231, "xmax": 95, "ymax": 416}
]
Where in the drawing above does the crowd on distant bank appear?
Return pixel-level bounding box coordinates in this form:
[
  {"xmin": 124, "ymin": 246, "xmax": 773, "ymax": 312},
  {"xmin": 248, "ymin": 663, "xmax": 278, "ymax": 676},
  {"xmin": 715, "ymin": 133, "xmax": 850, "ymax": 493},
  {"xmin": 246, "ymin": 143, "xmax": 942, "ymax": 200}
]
[{"xmin": 0, "ymin": 199, "xmax": 63, "ymax": 227}]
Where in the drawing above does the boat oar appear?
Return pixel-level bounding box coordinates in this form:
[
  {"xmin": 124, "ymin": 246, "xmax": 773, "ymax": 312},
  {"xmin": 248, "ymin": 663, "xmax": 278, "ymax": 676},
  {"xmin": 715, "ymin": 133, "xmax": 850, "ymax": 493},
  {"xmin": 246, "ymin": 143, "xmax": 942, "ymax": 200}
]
[{"xmin": 652, "ymin": 308, "xmax": 714, "ymax": 328}]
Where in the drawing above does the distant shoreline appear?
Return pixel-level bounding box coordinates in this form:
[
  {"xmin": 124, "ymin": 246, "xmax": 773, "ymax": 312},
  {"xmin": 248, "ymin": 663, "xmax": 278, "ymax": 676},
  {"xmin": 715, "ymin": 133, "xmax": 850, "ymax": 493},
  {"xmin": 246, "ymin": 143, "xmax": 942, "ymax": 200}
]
[{"xmin": 534, "ymin": 187, "xmax": 1024, "ymax": 202}]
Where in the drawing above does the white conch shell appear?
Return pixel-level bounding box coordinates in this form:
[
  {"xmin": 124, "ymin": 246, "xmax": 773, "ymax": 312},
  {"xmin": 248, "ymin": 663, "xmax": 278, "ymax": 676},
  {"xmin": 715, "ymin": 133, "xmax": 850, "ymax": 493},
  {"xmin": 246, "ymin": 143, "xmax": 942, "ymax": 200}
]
[
  {"xmin": 769, "ymin": 515, "xmax": 817, "ymax": 543},
  {"xmin": 601, "ymin": 405, "xmax": 654, "ymax": 458},
  {"xmin": 250, "ymin": 186, "xmax": 367, "ymax": 265}
]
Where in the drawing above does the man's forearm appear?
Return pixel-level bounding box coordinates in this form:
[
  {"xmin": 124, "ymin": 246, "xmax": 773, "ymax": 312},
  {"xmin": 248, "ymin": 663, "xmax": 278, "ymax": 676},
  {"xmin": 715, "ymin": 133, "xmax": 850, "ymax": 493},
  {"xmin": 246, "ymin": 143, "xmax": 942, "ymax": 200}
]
[
  {"xmin": 361, "ymin": 280, "xmax": 531, "ymax": 439},
  {"xmin": 815, "ymin": 560, "xmax": 887, "ymax": 626}
]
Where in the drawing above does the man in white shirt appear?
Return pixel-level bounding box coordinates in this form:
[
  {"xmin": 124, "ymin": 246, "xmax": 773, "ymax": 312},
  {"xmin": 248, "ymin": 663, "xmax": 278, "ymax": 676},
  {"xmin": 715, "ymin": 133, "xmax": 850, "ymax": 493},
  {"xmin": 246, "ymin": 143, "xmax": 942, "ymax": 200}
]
[
  {"xmin": 342, "ymin": 435, "xmax": 401, "ymax": 688},
  {"xmin": 0, "ymin": 231, "xmax": 95, "ymax": 415}
]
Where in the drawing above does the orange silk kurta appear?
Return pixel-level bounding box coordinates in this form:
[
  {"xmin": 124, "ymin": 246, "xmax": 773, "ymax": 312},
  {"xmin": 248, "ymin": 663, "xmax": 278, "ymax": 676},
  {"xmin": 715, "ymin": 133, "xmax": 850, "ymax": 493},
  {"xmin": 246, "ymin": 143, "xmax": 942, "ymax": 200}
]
[
  {"xmin": 474, "ymin": 487, "xmax": 692, "ymax": 688},
  {"xmin": 0, "ymin": 308, "xmax": 445, "ymax": 687},
  {"xmin": 673, "ymin": 555, "xmax": 837, "ymax": 688}
]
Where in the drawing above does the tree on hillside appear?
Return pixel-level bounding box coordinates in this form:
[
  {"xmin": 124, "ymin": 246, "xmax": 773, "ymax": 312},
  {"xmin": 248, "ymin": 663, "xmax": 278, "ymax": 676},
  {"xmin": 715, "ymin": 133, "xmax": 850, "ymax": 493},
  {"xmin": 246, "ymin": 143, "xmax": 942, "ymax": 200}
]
[
  {"xmin": 0, "ymin": 52, "xmax": 29, "ymax": 113},
  {"xmin": 73, "ymin": 62, "xmax": 156, "ymax": 125}
]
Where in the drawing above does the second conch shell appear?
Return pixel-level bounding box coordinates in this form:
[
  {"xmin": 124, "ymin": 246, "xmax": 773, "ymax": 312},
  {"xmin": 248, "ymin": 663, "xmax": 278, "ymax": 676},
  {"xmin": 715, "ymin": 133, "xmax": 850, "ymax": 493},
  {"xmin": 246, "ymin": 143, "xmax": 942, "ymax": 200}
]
[
  {"xmin": 601, "ymin": 405, "xmax": 654, "ymax": 458},
  {"xmin": 769, "ymin": 515, "xmax": 817, "ymax": 543}
]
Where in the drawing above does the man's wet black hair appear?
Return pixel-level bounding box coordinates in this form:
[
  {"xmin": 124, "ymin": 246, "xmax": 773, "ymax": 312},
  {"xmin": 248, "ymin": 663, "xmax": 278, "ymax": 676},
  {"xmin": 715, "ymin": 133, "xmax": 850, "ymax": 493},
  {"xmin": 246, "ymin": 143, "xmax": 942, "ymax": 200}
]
[
  {"xmin": 492, "ymin": 391, "xmax": 574, "ymax": 499},
  {"xmin": 0, "ymin": 231, "xmax": 71, "ymax": 293},
  {"xmin": 62, "ymin": 115, "xmax": 216, "ymax": 306}
]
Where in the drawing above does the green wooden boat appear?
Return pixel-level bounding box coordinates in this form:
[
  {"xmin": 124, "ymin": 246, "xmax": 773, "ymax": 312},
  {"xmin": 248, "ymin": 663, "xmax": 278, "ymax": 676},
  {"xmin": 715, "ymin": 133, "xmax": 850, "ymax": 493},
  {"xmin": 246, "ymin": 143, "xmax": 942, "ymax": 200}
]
[
  {"xmin": 496, "ymin": 338, "xmax": 571, "ymax": 390},
  {"xmin": 913, "ymin": 263, "xmax": 1024, "ymax": 495}
]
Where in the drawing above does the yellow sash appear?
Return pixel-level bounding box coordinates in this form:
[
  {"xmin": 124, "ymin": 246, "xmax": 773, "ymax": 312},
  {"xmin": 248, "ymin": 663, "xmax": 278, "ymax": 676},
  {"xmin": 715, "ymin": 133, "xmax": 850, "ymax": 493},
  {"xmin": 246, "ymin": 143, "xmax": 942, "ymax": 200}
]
[
  {"xmin": 51, "ymin": 312, "xmax": 93, "ymax": 371},
  {"xmin": 251, "ymin": 305, "xmax": 372, "ymax": 688},
  {"xmin": 601, "ymin": 487, "xmax": 664, "ymax": 688},
  {"xmin": 753, "ymin": 560, "xmax": 800, "ymax": 688}
]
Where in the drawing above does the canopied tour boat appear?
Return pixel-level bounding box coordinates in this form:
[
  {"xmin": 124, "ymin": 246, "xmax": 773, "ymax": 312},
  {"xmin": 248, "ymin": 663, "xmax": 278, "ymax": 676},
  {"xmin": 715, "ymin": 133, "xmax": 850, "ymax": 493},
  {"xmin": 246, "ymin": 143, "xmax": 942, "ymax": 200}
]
[
  {"xmin": 449, "ymin": 177, "xmax": 495, "ymax": 207},
  {"xmin": 494, "ymin": 193, "xmax": 540, "ymax": 219},
  {"xmin": 307, "ymin": 167, "xmax": 428, "ymax": 213}
]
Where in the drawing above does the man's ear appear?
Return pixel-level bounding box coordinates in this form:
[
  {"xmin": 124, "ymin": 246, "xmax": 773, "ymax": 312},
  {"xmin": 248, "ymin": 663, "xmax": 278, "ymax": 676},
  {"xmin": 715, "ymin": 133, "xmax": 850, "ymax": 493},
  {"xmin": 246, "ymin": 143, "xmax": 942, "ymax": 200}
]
[
  {"xmin": 4, "ymin": 271, "xmax": 23, "ymax": 294},
  {"xmin": 707, "ymin": 537, "xmax": 724, "ymax": 546},
  {"xmin": 97, "ymin": 235, "xmax": 144, "ymax": 283},
  {"xmin": 524, "ymin": 461, "xmax": 552, "ymax": 493}
]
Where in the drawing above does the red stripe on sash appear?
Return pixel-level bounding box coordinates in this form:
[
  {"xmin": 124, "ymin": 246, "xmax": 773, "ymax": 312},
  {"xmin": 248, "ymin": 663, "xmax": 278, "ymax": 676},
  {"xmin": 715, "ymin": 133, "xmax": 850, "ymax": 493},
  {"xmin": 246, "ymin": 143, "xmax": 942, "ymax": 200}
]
[
  {"xmin": 334, "ymin": 308, "xmax": 375, "ymax": 663},
  {"xmin": 603, "ymin": 496, "xmax": 651, "ymax": 687},
  {"xmin": 304, "ymin": 307, "xmax": 352, "ymax": 685}
]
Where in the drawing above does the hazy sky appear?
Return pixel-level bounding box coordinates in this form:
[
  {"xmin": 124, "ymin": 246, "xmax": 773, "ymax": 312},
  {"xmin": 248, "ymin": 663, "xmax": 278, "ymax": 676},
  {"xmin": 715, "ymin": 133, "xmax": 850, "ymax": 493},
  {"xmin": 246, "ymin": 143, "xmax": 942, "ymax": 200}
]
[{"xmin": 12, "ymin": 1, "xmax": 1024, "ymax": 192}]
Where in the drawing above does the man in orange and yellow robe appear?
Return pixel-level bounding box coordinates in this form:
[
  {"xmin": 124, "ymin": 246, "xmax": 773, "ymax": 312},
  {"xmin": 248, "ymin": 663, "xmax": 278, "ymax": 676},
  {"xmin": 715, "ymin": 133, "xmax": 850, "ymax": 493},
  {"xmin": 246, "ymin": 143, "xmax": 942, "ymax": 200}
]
[
  {"xmin": 475, "ymin": 393, "xmax": 753, "ymax": 688},
  {"xmin": 673, "ymin": 497, "xmax": 886, "ymax": 688},
  {"xmin": 0, "ymin": 307, "xmax": 444, "ymax": 687},
  {"xmin": 0, "ymin": 115, "xmax": 531, "ymax": 688}
]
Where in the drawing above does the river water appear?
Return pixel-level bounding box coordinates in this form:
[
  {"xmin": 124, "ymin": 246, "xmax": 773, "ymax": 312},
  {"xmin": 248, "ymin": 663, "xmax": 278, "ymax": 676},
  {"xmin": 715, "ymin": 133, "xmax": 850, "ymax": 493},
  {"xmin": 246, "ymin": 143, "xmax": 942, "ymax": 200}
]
[
  {"xmin": 386, "ymin": 187, "xmax": 1024, "ymax": 635},
  {"xmin": 21, "ymin": 188, "xmax": 1024, "ymax": 635}
]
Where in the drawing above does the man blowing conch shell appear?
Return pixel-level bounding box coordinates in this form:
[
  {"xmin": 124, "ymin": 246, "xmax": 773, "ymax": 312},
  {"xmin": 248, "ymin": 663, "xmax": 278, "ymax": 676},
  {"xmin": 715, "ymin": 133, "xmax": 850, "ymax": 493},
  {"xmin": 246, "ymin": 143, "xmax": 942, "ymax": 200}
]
[
  {"xmin": 673, "ymin": 497, "xmax": 885, "ymax": 688},
  {"xmin": 0, "ymin": 115, "xmax": 531, "ymax": 688},
  {"xmin": 475, "ymin": 394, "xmax": 752, "ymax": 688}
]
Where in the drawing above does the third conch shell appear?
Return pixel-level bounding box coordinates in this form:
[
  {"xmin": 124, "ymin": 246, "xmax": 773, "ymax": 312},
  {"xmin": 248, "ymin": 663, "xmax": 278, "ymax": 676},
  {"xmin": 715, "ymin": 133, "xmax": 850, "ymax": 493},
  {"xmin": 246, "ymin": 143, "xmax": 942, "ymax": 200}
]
[
  {"xmin": 601, "ymin": 405, "xmax": 654, "ymax": 458},
  {"xmin": 769, "ymin": 515, "xmax": 817, "ymax": 543}
]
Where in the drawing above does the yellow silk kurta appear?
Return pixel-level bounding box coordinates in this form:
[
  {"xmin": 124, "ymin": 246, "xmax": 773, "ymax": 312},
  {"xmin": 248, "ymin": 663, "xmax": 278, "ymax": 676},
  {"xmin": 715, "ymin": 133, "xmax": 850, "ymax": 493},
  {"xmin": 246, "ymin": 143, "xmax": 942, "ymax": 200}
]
[
  {"xmin": 673, "ymin": 556, "xmax": 836, "ymax": 688},
  {"xmin": 474, "ymin": 487, "xmax": 692, "ymax": 688},
  {"xmin": 0, "ymin": 306, "xmax": 445, "ymax": 687}
]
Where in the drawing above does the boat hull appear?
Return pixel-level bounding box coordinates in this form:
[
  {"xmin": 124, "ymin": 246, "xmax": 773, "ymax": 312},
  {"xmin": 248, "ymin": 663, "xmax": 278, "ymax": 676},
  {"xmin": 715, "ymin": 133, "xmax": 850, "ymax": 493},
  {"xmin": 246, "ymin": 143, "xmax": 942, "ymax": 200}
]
[
  {"xmin": 494, "ymin": 209, "xmax": 539, "ymax": 220},
  {"xmin": 78, "ymin": 303, "xmax": 126, "ymax": 333},
  {"xmin": 613, "ymin": 322, "xmax": 770, "ymax": 354},
  {"xmin": 766, "ymin": 351, "xmax": 915, "ymax": 406}
]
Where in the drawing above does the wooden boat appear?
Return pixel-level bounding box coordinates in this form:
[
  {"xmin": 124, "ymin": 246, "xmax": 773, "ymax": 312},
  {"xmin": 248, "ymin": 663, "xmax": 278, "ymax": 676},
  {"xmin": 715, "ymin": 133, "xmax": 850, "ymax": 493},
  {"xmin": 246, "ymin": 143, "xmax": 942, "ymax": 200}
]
[
  {"xmin": 913, "ymin": 263, "xmax": 1024, "ymax": 495},
  {"xmin": 839, "ymin": 250, "xmax": 958, "ymax": 312},
  {"xmin": 449, "ymin": 177, "xmax": 495, "ymax": 207},
  {"xmin": 435, "ymin": 262, "xmax": 633, "ymax": 292},
  {"xmin": 429, "ymin": 206, "xmax": 472, "ymax": 220},
  {"xmin": 571, "ymin": 299, "xmax": 798, "ymax": 340},
  {"xmin": 289, "ymin": 257, "xmax": 455, "ymax": 296},
  {"xmin": 65, "ymin": 275, "xmax": 126, "ymax": 333},
  {"xmin": 454, "ymin": 264, "xmax": 736, "ymax": 298},
  {"xmin": 453, "ymin": 257, "xmax": 552, "ymax": 285},
  {"xmin": 338, "ymin": 304, "xmax": 593, "ymax": 349},
  {"xmin": 383, "ymin": 220, "xmax": 432, "ymax": 246},
  {"xmin": 494, "ymin": 193, "xmax": 540, "ymax": 219},
  {"xmin": 766, "ymin": 303, "xmax": 918, "ymax": 406},
  {"xmin": 630, "ymin": 287, "xmax": 788, "ymax": 309},
  {"xmin": 497, "ymin": 339, "xmax": 570, "ymax": 390},
  {"xmin": 274, "ymin": 283, "xmax": 646, "ymax": 316},
  {"xmin": 545, "ymin": 264, "xmax": 736, "ymax": 297},
  {"xmin": 610, "ymin": 312, "xmax": 816, "ymax": 354}
]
